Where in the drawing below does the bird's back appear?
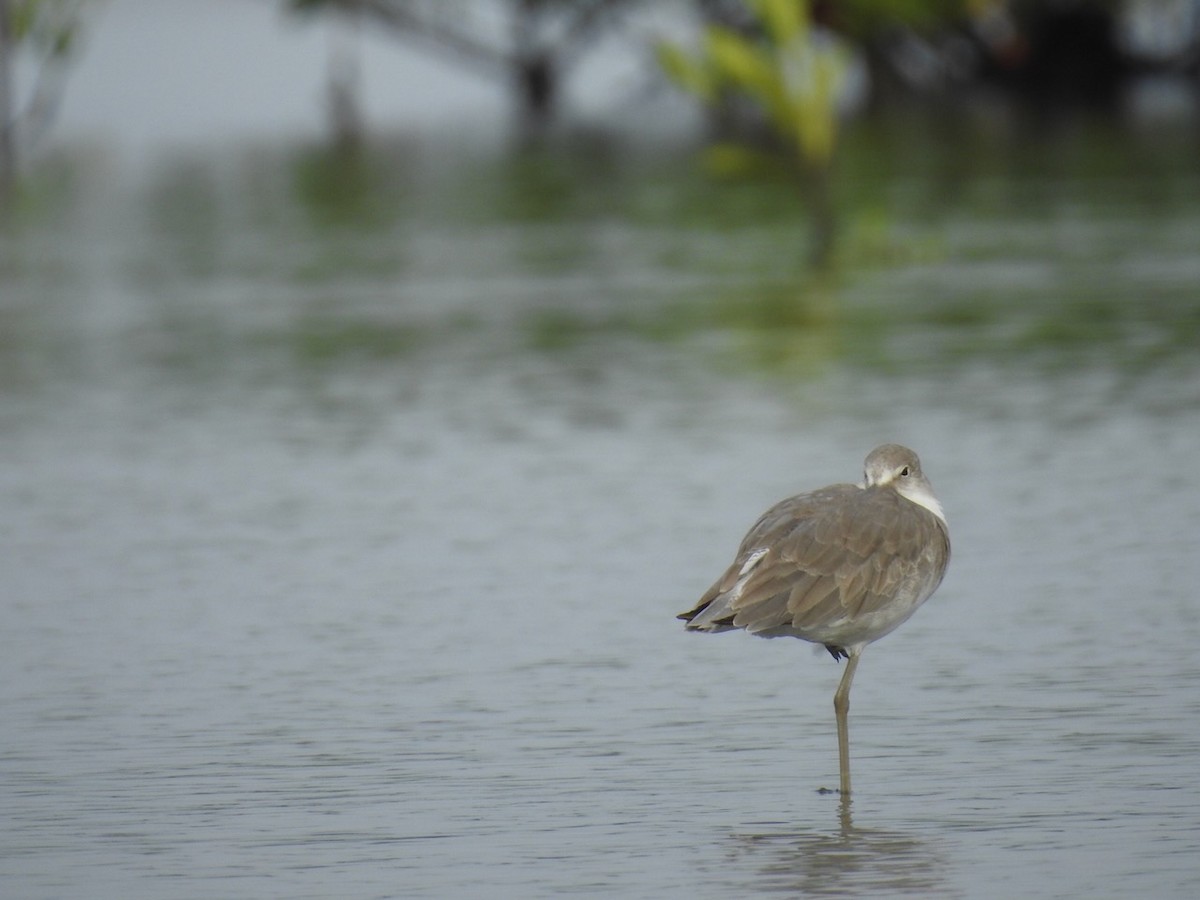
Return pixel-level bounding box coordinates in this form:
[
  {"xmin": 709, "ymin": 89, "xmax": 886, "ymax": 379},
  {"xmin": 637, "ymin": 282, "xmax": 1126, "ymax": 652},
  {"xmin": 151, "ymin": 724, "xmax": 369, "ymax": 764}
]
[{"xmin": 679, "ymin": 483, "xmax": 949, "ymax": 652}]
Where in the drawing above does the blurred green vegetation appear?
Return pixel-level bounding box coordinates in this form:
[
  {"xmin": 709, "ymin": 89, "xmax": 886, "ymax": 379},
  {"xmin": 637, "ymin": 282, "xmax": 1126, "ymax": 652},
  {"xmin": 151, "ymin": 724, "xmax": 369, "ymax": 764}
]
[
  {"xmin": 658, "ymin": 0, "xmax": 858, "ymax": 266},
  {"xmin": 0, "ymin": 116, "xmax": 1198, "ymax": 395},
  {"xmin": 659, "ymin": 0, "xmax": 855, "ymax": 171},
  {"xmin": 0, "ymin": 0, "xmax": 86, "ymax": 197}
]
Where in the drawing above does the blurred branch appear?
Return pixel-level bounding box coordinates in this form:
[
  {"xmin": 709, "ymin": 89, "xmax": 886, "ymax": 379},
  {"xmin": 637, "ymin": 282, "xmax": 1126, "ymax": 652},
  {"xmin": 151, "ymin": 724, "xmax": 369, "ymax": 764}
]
[
  {"xmin": 1, "ymin": 0, "xmax": 19, "ymax": 191},
  {"xmin": 0, "ymin": 0, "xmax": 85, "ymax": 197},
  {"xmin": 288, "ymin": 0, "xmax": 643, "ymax": 133},
  {"xmin": 291, "ymin": 0, "xmax": 510, "ymax": 75},
  {"xmin": 556, "ymin": 0, "xmax": 635, "ymax": 66}
]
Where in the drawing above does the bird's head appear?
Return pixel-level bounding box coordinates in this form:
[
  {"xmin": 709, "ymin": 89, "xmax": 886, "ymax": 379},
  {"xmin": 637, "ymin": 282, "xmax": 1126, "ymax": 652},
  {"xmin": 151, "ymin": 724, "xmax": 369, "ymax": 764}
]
[{"xmin": 863, "ymin": 444, "xmax": 947, "ymax": 524}]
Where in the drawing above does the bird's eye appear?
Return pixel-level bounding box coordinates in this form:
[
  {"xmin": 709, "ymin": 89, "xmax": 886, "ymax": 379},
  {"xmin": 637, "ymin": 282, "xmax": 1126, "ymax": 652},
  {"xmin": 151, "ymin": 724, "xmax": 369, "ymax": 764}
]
[{"xmin": 900, "ymin": 466, "xmax": 910, "ymax": 477}]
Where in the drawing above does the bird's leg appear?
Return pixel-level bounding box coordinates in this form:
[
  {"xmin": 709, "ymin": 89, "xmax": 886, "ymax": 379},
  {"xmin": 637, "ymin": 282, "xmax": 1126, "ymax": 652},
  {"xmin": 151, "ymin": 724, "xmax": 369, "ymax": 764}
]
[{"xmin": 833, "ymin": 650, "xmax": 862, "ymax": 796}]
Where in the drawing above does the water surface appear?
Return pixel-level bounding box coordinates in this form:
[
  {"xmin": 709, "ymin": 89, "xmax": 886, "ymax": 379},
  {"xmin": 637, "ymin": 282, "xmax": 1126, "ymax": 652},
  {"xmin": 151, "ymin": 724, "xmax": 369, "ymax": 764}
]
[{"xmin": 2, "ymin": 127, "xmax": 1200, "ymax": 898}]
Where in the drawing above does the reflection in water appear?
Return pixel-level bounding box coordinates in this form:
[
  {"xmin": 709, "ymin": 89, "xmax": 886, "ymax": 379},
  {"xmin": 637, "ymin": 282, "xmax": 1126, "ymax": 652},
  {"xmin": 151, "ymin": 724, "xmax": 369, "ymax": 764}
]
[
  {"xmin": 731, "ymin": 800, "xmax": 954, "ymax": 897},
  {"xmin": 4, "ymin": 127, "xmax": 1199, "ymax": 403}
]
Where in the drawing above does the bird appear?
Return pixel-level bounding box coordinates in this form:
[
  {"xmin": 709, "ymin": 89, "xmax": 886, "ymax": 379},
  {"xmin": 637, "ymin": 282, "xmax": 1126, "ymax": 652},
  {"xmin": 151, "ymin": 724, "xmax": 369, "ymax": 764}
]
[{"xmin": 678, "ymin": 444, "xmax": 950, "ymax": 796}]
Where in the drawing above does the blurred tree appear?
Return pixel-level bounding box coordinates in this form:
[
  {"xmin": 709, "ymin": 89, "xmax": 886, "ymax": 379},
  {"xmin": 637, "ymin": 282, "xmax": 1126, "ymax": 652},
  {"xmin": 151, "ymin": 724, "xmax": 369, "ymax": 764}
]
[
  {"xmin": 976, "ymin": 1, "xmax": 1125, "ymax": 115},
  {"xmin": 0, "ymin": 0, "xmax": 84, "ymax": 199},
  {"xmin": 659, "ymin": 0, "xmax": 989, "ymax": 266},
  {"xmin": 659, "ymin": 0, "xmax": 863, "ymax": 266},
  {"xmin": 686, "ymin": 0, "xmax": 974, "ymax": 108},
  {"xmin": 663, "ymin": 0, "xmax": 855, "ymax": 169},
  {"xmin": 287, "ymin": 0, "xmax": 640, "ymax": 137},
  {"xmin": 323, "ymin": 1, "xmax": 364, "ymax": 147}
]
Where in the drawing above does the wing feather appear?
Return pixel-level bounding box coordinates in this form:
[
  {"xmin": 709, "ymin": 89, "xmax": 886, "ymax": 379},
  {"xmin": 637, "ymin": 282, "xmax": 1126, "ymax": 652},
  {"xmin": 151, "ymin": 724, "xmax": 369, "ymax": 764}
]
[{"xmin": 679, "ymin": 482, "xmax": 950, "ymax": 640}]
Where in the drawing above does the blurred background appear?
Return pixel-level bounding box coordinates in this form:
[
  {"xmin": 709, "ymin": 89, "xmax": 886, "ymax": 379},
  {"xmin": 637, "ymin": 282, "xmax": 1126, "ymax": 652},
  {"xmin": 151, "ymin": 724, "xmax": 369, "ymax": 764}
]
[{"xmin": 2, "ymin": 2, "xmax": 1200, "ymax": 898}]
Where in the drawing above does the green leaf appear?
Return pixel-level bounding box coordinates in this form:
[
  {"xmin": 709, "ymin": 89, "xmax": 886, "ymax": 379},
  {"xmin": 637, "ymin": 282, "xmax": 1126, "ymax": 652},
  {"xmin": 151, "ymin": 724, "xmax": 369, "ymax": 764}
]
[
  {"xmin": 656, "ymin": 41, "xmax": 716, "ymax": 102},
  {"xmin": 750, "ymin": 0, "xmax": 806, "ymax": 44},
  {"xmin": 705, "ymin": 26, "xmax": 777, "ymax": 99}
]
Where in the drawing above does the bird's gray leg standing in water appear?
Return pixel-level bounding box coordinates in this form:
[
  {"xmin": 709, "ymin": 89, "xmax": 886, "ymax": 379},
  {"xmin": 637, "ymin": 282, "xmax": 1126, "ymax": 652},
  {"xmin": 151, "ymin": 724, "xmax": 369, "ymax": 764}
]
[
  {"xmin": 834, "ymin": 651, "xmax": 861, "ymax": 796},
  {"xmin": 678, "ymin": 444, "xmax": 950, "ymax": 795}
]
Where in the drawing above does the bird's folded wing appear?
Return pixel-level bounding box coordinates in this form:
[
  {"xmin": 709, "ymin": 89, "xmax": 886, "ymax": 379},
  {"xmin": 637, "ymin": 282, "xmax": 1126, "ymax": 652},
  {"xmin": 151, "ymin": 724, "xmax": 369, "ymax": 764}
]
[{"xmin": 682, "ymin": 485, "xmax": 948, "ymax": 633}]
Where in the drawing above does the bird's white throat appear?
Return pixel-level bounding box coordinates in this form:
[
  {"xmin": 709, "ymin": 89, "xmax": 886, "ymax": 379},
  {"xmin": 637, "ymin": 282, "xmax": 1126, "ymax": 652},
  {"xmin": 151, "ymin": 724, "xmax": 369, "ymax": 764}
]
[
  {"xmin": 895, "ymin": 480, "xmax": 947, "ymax": 524},
  {"xmin": 861, "ymin": 473, "xmax": 946, "ymax": 524}
]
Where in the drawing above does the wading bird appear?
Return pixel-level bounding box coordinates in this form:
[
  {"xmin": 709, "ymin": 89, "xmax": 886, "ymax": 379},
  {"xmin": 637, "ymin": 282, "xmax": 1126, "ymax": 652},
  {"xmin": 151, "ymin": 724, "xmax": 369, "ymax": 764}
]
[{"xmin": 678, "ymin": 444, "xmax": 950, "ymax": 795}]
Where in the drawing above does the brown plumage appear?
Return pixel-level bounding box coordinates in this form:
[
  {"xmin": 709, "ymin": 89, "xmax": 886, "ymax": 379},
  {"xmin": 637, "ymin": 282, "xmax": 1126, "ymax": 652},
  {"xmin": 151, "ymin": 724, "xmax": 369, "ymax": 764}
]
[{"xmin": 678, "ymin": 444, "xmax": 950, "ymax": 795}]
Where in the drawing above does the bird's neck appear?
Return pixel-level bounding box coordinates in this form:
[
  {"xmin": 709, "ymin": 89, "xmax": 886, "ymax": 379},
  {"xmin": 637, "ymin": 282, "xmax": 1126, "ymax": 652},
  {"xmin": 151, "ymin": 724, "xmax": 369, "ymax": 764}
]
[{"xmin": 895, "ymin": 481, "xmax": 947, "ymax": 525}]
